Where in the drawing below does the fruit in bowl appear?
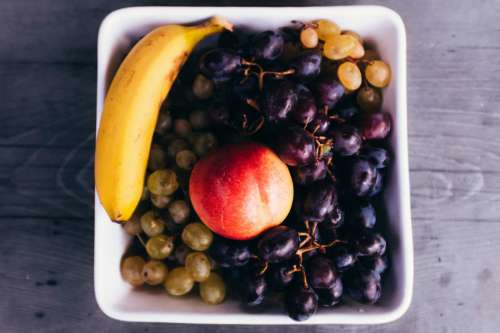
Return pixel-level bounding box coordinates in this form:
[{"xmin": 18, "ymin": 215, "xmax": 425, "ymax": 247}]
[{"xmin": 96, "ymin": 14, "xmax": 397, "ymax": 322}]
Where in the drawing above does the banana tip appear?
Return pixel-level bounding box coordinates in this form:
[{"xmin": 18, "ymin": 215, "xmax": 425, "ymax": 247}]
[{"xmin": 209, "ymin": 16, "xmax": 234, "ymax": 32}]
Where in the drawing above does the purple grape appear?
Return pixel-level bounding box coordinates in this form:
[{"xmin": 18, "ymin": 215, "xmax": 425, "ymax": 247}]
[
  {"xmin": 359, "ymin": 256, "xmax": 388, "ymax": 275},
  {"xmin": 290, "ymin": 85, "xmax": 317, "ymax": 125},
  {"xmin": 333, "ymin": 125, "xmax": 362, "ymax": 156},
  {"xmin": 275, "ymin": 126, "xmax": 316, "ymax": 166},
  {"xmin": 338, "ymin": 106, "xmax": 360, "ymax": 119},
  {"xmin": 356, "ymin": 232, "xmax": 387, "ymax": 257},
  {"xmin": 240, "ymin": 274, "xmax": 267, "ymax": 306},
  {"xmin": 350, "ymin": 200, "xmax": 377, "ymax": 229},
  {"xmin": 199, "ymin": 49, "xmax": 241, "ymax": 79},
  {"xmin": 324, "ymin": 207, "xmax": 345, "ymax": 229},
  {"xmin": 315, "ymin": 77, "xmax": 344, "ymax": 109},
  {"xmin": 267, "ymin": 262, "xmax": 294, "ymax": 291},
  {"xmin": 361, "ymin": 111, "xmax": 392, "ymax": 140},
  {"xmin": 318, "ymin": 207, "xmax": 343, "ymax": 242},
  {"xmin": 327, "ymin": 244, "xmax": 357, "ymax": 271},
  {"xmin": 316, "ymin": 278, "xmax": 343, "ymax": 307},
  {"xmin": 249, "ymin": 31, "xmax": 284, "ymax": 61},
  {"xmin": 231, "ymin": 75, "xmax": 259, "ymax": 100},
  {"xmin": 307, "ymin": 113, "xmax": 331, "ymax": 135},
  {"xmin": 306, "ymin": 256, "xmax": 338, "ymax": 289},
  {"xmin": 360, "ymin": 146, "xmax": 390, "ymax": 169},
  {"xmin": 257, "ymin": 226, "xmax": 299, "ymax": 263},
  {"xmin": 285, "ymin": 285, "xmax": 318, "ymax": 321},
  {"xmin": 301, "ymin": 180, "xmax": 338, "ymax": 222},
  {"xmin": 262, "ymin": 80, "xmax": 297, "ymax": 123},
  {"xmin": 368, "ymin": 169, "xmax": 383, "ymax": 197},
  {"xmin": 209, "ymin": 237, "xmax": 250, "ymax": 267},
  {"xmin": 350, "ymin": 158, "xmax": 378, "ymax": 196},
  {"xmin": 290, "ymin": 50, "xmax": 322, "ymax": 79},
  {"xmin": 293, "ymin": 159, "xmax": 328, "ymax": 185},
  {"xmin": 318, "ymin": 224, "xmax": 337, "ymax": 244},
  {"xmin": 345, "ymin": 269, "xmax": 381, "ymax": 304}
]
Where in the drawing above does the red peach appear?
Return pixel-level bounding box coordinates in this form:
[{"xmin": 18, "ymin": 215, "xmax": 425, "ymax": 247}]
[{"xmin": 189, "ymin": 142, "xmax": 294, "ymax": 240}]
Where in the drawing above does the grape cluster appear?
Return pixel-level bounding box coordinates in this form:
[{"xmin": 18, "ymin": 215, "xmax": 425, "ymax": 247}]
[
  {"xmin": 121, "ymin": 17, "xmax": 394, "ymax": 321},
  {"xmin": 120, "ymin": 85, "xmax": 226, "ymax": 305},
  {"xmin": 195, "ymin": 19, "xmax": 392, "ymax": 321}
]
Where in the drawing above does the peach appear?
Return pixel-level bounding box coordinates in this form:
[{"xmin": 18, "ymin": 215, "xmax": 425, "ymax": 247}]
[{"xmin": 189, "ymin": 141, "xmax": 294, "ymax": 240}]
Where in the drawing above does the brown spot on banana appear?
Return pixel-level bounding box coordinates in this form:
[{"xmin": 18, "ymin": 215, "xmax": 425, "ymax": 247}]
[{"xmin": 167, "ymin": 52, "xmax": 189, "ymax": 83}]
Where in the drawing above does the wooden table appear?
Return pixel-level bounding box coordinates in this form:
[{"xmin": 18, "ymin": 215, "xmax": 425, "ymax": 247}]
[{"xmin": 1, "ymin": 1, "xmax": 499, "ymax": 332}]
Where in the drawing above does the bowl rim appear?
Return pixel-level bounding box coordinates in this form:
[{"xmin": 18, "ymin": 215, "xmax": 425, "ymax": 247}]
[{"xmin": 95, "ymin": 5, "xmax": 413, "ymax": 325}]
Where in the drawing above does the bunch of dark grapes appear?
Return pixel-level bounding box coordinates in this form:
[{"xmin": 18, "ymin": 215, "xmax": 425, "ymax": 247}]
[{"xmin": 198, "ymin": 19, "xmax": 393, "ymax": 321}]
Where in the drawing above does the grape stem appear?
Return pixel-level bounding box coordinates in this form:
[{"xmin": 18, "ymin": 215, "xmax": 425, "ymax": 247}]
[
  {"xmin": 245, "ymin": 98, "xmax": 261, "ymax": 112},
  {"xmin": 286, "ymin": 265, "xmax": 302, "ymax": 276},
  {"xmin": 300, "ymin": 265, "xmax": 309, "ymax": 289},
  {"xmin": 241, "ymin": 115, "xmax": 265, "ymax": 136},
  {"xmin": 299, "ymin": 232, "xmax": 312, "ymax": 248},
  {"xmin": 292, "ymin": 222, "xmax": 347, "ymax": 289},
  {"xmin": 329, "ymin": 114, "xmax": 346, "ymax": 123},
  {"xmin": 241, "ymin": 59, "xmax": 295, "ymax": 91},
  {"xmin": 259, "ymin": 262, "xmax": 269, "ymax": 275}
]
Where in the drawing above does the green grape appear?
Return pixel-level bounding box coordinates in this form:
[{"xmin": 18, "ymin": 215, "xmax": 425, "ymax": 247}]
[
  {"xmin": 357, "ymin": 86, "xmax": 382, "ymax": 112},
  {"xmin": 365, "ymin": 60, "xmax": 391, "ymax": 88},
  {"xmin": 199, "ymin": 272, "xmax": 226, "ymax": 305},
  {"xmin": 300, "ymin": 27, "xmax": 318, "ymax": 49},
  {"xmin": 147, "ymin": 169, "xmax": 178, "ymax": 196},
  {"xmin": 167, "ymin": 138, "xmax": 189, "ymax": 158},
  {"xmin": 323, "ymin": 34, "xmax": 356, "ymax": 60},
  {"xmin": 342, "ymin": 30, "xmax": 363, "ymax": 43},
  {"xmin": 164, "ymin": 267, "xmax": 194, "ymax": 296},
  {"xmin": 140, "ymin": 210, "xmax": 165, "ymax": 237},
  {"xmin": 168, "ymin": 200, "xmax": 190, "ymax": 224},
  {"xmin": 182, "ymin": 223, "xmax": 213, "ymax": 251},
  {"xmin": 148, "ymin": 144, "xmax": 167, "ymax": 171},
  {"xmin": 176, "ymin": 150, "xmax": 197, "ymax": 170},
  {"xmin": 174, "ymin": 119, "xmax": 192, "ymax": 138},
  {"xmin": 314, "ymin": 19, "xmax": 341, "ymax": 41},
  {"xmin": 146, "ymin": 234, "xmax": 174, "ymax": 260},
  {"xmin": 150, "ymin": 193, "xmax": 172, "ymax": 209},
  {"xmin": 123, "ymin": 213, "xmax": 141, "ymax": 236},
  {"xmin": 121, "ymin": 256, "xmax": 145, "ymax": 287},
  {"xmin": 185, "ymin": 252, "xmax": 211, "ymax": 282},
  {"xmin": 192, "ymin": 74, "xmax": 214, "ymax": 100},
  {"xmin": 349, "ymin": 38, "xmax": 365, "ymax": 59},
  {"xmin": 142, "ymin": 260, "xmax": 168, "ymax": 286},
  {"xmin": 193, "ymin": 133, "xmax": 218, "ymax": 156},
  {"xmin": 337, "ymin": 61, "xmax": 362, "ymax": 91},
  {"xmin": 189, "ymin": 110, "xmax": 209, "ymax": 130}
]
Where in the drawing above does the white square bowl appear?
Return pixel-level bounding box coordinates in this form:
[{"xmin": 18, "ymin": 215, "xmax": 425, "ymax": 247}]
[{"xmin": 95, "ymin": 5, "xmax": 413, "ymax": 325}]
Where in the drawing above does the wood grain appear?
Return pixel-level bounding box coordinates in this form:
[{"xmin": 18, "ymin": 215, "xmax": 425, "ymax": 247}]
[{"xmin": 1, "ymin": 0, "xmax": 500, "ymax": 332}]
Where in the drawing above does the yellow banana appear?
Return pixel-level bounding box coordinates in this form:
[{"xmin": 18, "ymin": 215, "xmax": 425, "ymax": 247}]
[{"xmin": 96, "ymin": 16, "xmax": 233, "ymax": 222}]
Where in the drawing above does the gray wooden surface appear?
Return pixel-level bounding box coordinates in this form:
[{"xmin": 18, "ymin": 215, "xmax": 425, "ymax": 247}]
[{"xmin": 1, "ymin": 0, "xmax": 499, "ymax": 332}]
